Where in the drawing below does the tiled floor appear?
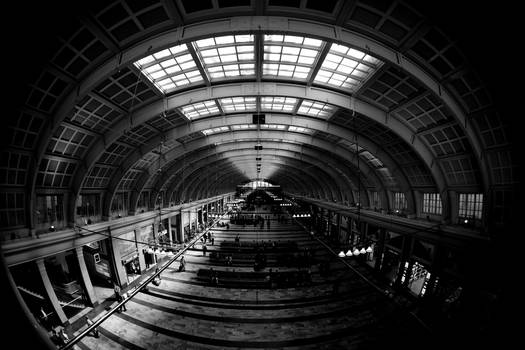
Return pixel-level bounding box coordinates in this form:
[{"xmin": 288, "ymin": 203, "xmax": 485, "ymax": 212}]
[{"xmin": 68, "ymin": 208, "xmax": 431, "ymax": 349}]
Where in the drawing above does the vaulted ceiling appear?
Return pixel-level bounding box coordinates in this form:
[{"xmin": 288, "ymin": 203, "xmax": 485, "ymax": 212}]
[{"xmin": 2, "ymin": 0, "xmax": 519, "ymax": 229}]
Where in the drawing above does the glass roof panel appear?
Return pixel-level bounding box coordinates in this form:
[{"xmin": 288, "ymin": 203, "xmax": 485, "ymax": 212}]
[
  {"xmin": 179, "ymin": 100, "xmax": 220, "ymax": 120},
  {"xmin": 263, "ymin": 35, "xmax": 324, "ymax": 81},
  {"xmin": 361, "ymin": 150, "xmax": 384, "ymax": 168},
  {"xmin": 288, "ymin": 126, "xmax": 314, "ymax": 134},
  {"xmin": 231, "ymin": 124, "xmax": 257, "ymax": 130},
  {"xmin": 261, "ymin": 96, "xmax": 298, "ymax": 112},
  {"xmin": 194, "ymin": 35, "xmax": 255, "ymax": 81},
  {"xmin": 297, "ymin": 100, "xmax": 336, "ymax": 118},
  {"xmin": 314, "ymin": 43, "xmax": 383, "ymax": 92},
  {"xmin": 202, "ymin": 126, "xmax": 229, "ymax": 135},
  {"xmin": 219, "ymin": 97, "xmax": 257, "ymax": 113},
  {"xmin": 260, "ymin": 124, "xmax": 286, "ymax": 130},
  {"xmin": 338, "ymin": 139, "xmax": 364, "ymax": 153},
  {"xmin": 133, "ymin": 44, "xmax": 204, "ymax": 94}
]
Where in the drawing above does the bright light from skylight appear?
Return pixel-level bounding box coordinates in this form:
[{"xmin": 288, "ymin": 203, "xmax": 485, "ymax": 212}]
[
  {"xmin": 179, "ymin": 100, "xmax": 220, "ymax": 120},
  {"xmin": 361, "ymin": 151, "xmax": 384, "ymax": 168},
  {"xmin": 338, "ymin": 139, "xmax": 364, "ymax": 152},
  {"xmin": 263, "ymin": 35, "xmax": 323, "ymax": 80},
  {"xmin": 260, "ymin": 124, "xmax": 286, "ymax": 130},
  {"xmin": 297, "ymin": 100, "xmax": 335, "ymax": 118},
  {"xmin": 194, "ymin": 35, "xmax": 255, "ymax": 80},
  {"xmin": 288, "ymin": 126, "xmax": 314, "ymax": 134},
  {"xmin": 261, "ymin": 97, "xmax": 298, "ymax": 112},
  {"xmin": 133, "ymin": 44, "xmax": 203, "ymax": 94},
  {"xmin": 314, "ymin": 43, "xmax": 382, "ymax": 92},
  {"xmin": 231, "ymin": 124, "xmax": 257, "ymax": 130},
  {"xmin": 202, "ymin": 126, "xmax": 229, "ymax": 135},
  {"xmin": 219, "ymin": 97, "xmax": 256, "ymax": 113}
]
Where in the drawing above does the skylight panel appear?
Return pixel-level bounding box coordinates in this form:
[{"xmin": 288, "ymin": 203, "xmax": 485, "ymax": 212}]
[
  {"xmin": 361, "ymin": 151, "xmax": 384, "ymax": 168},
  {"xmin": 194, "ymin": 35, "xmax": 255, "ymax": 81},
  {"xmin": 338, "ymin": 139, "xmax": 364, "ymax": 152},
  {"xmin": 202, "ymin": 126, "xmax": 229, "ymax": 135},
  {"xmin": 260, "ymin": 124, "xmax": 286, "ymax": 130},
  {"xmin": 288, "ymin": 126, "xmax": 313, "ymax": 134},
  {"xmin": 133, "ymin": 44, "xmax": 204, "ymax": 94},
  {"xmin": 231, "ymin": 124, "xmax": 257, "ymax": 130},
  {"xmin": 261, "ymin": 97, "xmax": 298, "ymax": 112},
  {"xmin": 263, "ymin": 35, "xmax": 323, "ymax": 81},
  {"xmin": 179, "ymin": 100, "xmax": 220, "ymax": 120},
  {"xmin": 297, "ymin": 100, "xmax": 335, "ymax": 118},
  {"xmin": 219, "ymin": 97, "xmax": 256, "ymax": 113},
  {"xmin": 314, "ymin": 43, "xmax": 383, "ymax": 92}
]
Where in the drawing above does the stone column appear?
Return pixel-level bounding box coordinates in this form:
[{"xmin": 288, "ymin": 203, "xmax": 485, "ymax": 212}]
[
  {"xmin": 336, "ymin": 213, "xmax": 342, "ymax": 243},
  {"xmin": 394, "ymin": 235, "xmax": 413, "ymax": 288},
  {"xmin": 194, "ymin": 210, "xmax": 198, "ymax": 232},
  {"xmin": 75, "ymin": 247, "xmax": 98, "ymax": 306},
  {"xmin": 178, "ymin": 212, "xmax": 184, "ymax": 243},
  {"xmin": 374, "ymin": 228, "xmax": 387, "ymax": 272},
  {"xmin": 36, "ymin": 259, "xmax": 68, "ymax": 324},
  {"xmin": 167, "ymin": 216, "xmax": 173, "ymax": 245}
]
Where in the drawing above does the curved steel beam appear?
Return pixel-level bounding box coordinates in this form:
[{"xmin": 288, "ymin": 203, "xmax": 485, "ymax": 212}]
[
  {"xmin": 153, "ymin": 145, "xmax": 363, "ymax": 196},
  {"xmin": 73, "ymin": 84, "xmax": 444, "ymax": 202},
  {"xmin": 179, "ymin": 160, "xmax": 326, "ymax": 205},
  {"xmin": 30, "ymin": 16, "xmax": 487, "ymax": 229},
  {"xmin": 170, "ymin": 154, "xmax": 342, "ymax": 205},
  {"xmin": 178, "ymin": 152, "xmax": 352, "ymax": 203},
  {"xmin": 121, "ymin": 132, "xmax": 393, "ymax": 219}
]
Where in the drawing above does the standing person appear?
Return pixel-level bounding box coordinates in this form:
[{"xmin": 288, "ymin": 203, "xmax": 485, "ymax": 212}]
[
  {"xmin": 121, "ymin": 291, "xmax": 128, "ymax": 311},
  {"xmin": 178, "ymin": 255, "xmax": 186, "ymax": 272},
  {"xmin": 85, "ymin": 316, "xmax": 99, "ymax": 338},
  {"xmin": 58, "ymin": 328, "xmax": 69, "ymax": 344},
  {"xmin": 155, "ymin": 267, "xmax": 162, "ymax": 280},
  {"xmin": 114, "ymin": 284, "xmax": 125, "ymax": 312},
  {"xmin": 202, "ymin": 242, "xmax": 207, "ymax": 256},
  {"xmin": 210, "ymin": 232, "xmax": 215, "ymax": 246}
]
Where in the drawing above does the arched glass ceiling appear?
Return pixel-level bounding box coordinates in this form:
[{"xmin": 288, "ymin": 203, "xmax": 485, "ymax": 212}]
[
  {"xmin": 133, "ymin": 34, "xmax": 383, "ymax": 95},
  {"xmin": 178, "ymin": 96, "xmax": 338, "ymax": 120}
]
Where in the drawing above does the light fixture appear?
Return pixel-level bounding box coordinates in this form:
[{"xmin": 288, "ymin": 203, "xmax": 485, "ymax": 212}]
[
  {"xmin": 353, "ymin": 248, "xmax": 360, "ymax": 256},
  {"xmin": 360, "ymin": 247, "xmax": 366, "ymax": 254},
  {"xmin": 338, "ymin": 251, "xmax": 345, "ymax": 257},
  {"xmin": 366, "ymin": 246, "xmax": 373, "ymax": 253},
  {"xmin": 345, "ymin": 249, "xmax": 353, "ymax": 257}
]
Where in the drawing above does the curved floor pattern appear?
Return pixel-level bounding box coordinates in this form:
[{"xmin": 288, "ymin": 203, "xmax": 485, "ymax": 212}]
[{"xmin": 73, "ymin": 208, "xmax": 434, "ymax": 349}]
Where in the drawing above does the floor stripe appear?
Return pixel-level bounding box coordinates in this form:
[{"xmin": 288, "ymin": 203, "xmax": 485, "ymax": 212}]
[
  {"xmin": 115, "ymin": 311, "xmax": 376, "ymax": 348},
  {"xmin": 99, "ymin": 326, "xmax": 147, "ymax": 350},
  {"xmin": 144, "ymin": 284, "xmax": 373, "ymax": 310},
  {"xmin": 131, "ymin": 293, "xmax": 382, "ymax": 323}
]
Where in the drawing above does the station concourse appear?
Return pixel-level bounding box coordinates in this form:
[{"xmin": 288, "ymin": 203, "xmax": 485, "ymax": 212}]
[{"xmin": 0, "ymin": 1, "xmax": 520, "ymax": 349}]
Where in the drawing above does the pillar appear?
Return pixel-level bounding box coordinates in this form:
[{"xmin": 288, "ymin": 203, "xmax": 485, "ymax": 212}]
[
  {"xmin": 194, "ymin": 210, "xmax": 198, "ymax": 232},
  {"xmin": 75, "ymin": 247, "xmax": 98, "ymax": 306},
  {"xmin": 374, "ymin": 228, "xmax": 387, "ymax": 272},
  {"xmin": 178, "ymin": 211, "xmax": 184, "ymax": 243},
  {"xmin": 394, "ymin": 235, "xmax": 414, "ymax": 288},
  {"xmin": 109, "ymin": 229, "xmax": 127, "ymax": 287},
  {"xmin": 167, "ymin": 216, "xmax": 173, "ymax": 245},
  {"xmin": 336, "ymin": 213, "xmax": 342, "ymax": 243},
  {"xmin": 424, "ymin": 245, "xmax": 443, "ymax": 299},
  {"xmin": 36, "ymin": 259, "xmax": 68, "ymax": 324}
]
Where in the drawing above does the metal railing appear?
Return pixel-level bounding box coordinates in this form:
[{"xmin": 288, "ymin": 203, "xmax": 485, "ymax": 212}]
[{"xmin": 61, "ymin": 210, "xmax": 231, "ymax": 349}]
